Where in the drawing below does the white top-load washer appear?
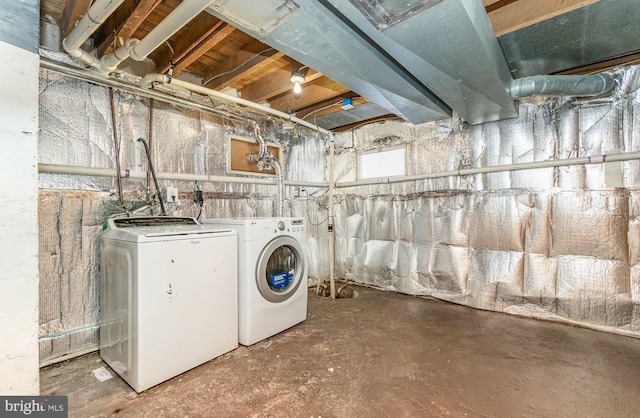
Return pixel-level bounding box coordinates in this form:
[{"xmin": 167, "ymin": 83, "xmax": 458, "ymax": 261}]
[
  {"xmin": 201, "ymin": 217, "xmax": 308, "ymax": 346},
  {"xmin": 100, "ymin": 216, "xmax": 238, "ymax": 392}
]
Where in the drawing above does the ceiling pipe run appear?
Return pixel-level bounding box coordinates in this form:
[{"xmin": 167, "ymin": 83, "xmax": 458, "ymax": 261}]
[
  {"xmin": 63, "ymin": 0, "xmax": 212, "ymax": 74},
  {"xmin": 100, "ymin": 0, "xmax": 213, "ymax": 72},
  {"xmin": 62, "ymin": 0, "xmax": 126, "ymax": 70},
  {"xmin": 336, "ymin": 151, "xmax": 640, "ymax": 188},
  {"xmin": 510, "ymin": 74, "xmax": 616, "ymax": 99},
  {"xmin": 139, "ymin": 73, "xmax": 332, "ymax": 134},
  {"xmin": 38, "ymin": 163, "xmax": 328, "ymax": 188}
]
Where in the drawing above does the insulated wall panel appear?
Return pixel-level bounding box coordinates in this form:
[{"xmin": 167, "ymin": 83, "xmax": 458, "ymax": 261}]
[
  {"xmin": 333, "ymin": 64, "xmax": 640, "ymax": 337},
  {"xmin": 37, "ymin": 69, "xmax": 328, "ymax": 363},
  {"xmin": 550, "ymin": 191, "xmax": 629, "ymax": 261}
]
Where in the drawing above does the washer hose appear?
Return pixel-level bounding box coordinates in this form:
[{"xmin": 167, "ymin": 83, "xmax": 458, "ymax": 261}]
[{"xmin": 137, "ymin": 138, "xmax": 166, "ymax": 216}]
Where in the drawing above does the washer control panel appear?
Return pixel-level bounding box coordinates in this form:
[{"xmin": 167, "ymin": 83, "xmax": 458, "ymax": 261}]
[
  {"xmin": 290, "ymin": 218, "xmax": 305, "ymax": 233},
  {"xmin": 273, "ymin": 218, "xmax": 305, "ymax": 234}
]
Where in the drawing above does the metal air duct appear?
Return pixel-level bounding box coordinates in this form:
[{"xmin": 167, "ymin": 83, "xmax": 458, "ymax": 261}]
[
  {"xmin": 510, "ymin": 74, "xmax": 617, "ymax": 100},
  {"xmin": 207, "ymin": 0, "xmax": 518, "ymax": 126},
  {"xmin": 207, "ymin": 0, "xmax": 452, "ymax": 126}
]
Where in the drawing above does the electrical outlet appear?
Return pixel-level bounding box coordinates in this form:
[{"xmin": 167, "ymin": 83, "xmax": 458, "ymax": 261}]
[{"xmin": 164, "ymin": 187, "xmax": 179, "ymax": 204}]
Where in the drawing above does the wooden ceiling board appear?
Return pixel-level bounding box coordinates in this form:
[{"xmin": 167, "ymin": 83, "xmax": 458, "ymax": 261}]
[{"xmin": 40, "ymin": 1, "xmax": 64, "ymax": 22}]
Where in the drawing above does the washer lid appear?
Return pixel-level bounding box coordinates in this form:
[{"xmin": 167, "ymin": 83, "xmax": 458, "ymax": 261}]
[
  {"xmin": 103, "ymin": 216, "xmax": 235, "ymax": 242},
  {"xmin": 112, "ymin": 216, "xmax": 199, "ymax": 228}
]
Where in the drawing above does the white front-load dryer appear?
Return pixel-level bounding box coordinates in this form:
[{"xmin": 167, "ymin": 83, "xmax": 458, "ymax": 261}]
[{"xmin": 201, "ymin": 217, "xmax": 308, "ymax": 346}]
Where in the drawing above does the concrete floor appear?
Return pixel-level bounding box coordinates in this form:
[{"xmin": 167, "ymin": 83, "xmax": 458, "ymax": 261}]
[{"xmin": 41, "ymin": 285, "xmax": 640, "ymax": 417}]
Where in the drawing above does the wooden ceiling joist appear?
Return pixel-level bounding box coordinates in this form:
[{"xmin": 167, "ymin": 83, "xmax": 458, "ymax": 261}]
[
  {"xmin": 241, "ymin": 67, "xmax": 323, "ymax": 103},
  {"xmin": 171, "ymin": 24, "xmax": 237, "ymax": 75},
  {"xmin": 59, "ymin": 0, "xmax": 91, "ymax": 39},
  {"xmin": 97, "ymin": 0, "xmax": 162, "ymax": 57},
  {"xmin": 153, "ymin": 13, "xmax": 223, "ymax": 74},
  {"xmin": 296, "ymin": 96, "xmax": 369, "ymax": 121},
  {"xmin": 487, "ymin": 0, "xmax": 600, "ymax": 36},
  {"xmin": 203, "ymin": 39, "xmax": 285, "ymax": 91},
  {"xmin": 269, "ymin": 79, "xmax": 350, "ymax": 114},
  {"xmin": 483, "ymin": 0, "xmax": 518, "ymax": 13}
]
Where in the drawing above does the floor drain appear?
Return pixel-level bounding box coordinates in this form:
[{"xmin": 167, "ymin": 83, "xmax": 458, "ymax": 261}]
[{"xmin": 315, "ymin": 282, "xmax": 358, "ymax": 298}]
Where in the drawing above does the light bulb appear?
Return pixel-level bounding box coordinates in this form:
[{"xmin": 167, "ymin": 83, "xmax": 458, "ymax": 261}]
[{"xmin": 293, "ymin": 81, "xmax": 302, "ymax": 94}]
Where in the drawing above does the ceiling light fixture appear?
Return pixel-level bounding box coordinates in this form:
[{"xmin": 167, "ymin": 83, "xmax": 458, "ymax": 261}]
[{"xmin": 290, "ymin": 69, "xmax": 305, "ymax": 94}]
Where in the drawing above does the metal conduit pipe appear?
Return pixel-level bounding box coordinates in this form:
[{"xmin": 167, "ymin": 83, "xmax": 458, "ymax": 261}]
[
  {"xmin": 109, "ymin": 88, "xmax": 125, "ymax": 210},
  {"xmin": 144, "ymin": 75, "xmax": 332, "ymax": 134},
  {"xmin": 272, "ymin": 159, "xmax": 285, "ymax": 218},
  {"xmin": 510, "ymin": 74, "xmax": 616, "ymax": 99},
  {"xmin": 250, "ymin": 124, "xmax": 285, "ymax": 216},
  {"xmin": 42, "ymin": 58, "xmax": 248, "ymax": 125},
  {"xmin": 37, "ymin": 163, "xmax": 327, "ymax": 188},
  {"xmin": 41, "ymin": 59, "xmax": 330, "ymax": 136},
  {"xmin": 327, "ymin": 134, "xmax": 336, "ymax": 300},
  {"xmin": 336, "ymin": 152, "xmax": 640, "ymax": 188}
]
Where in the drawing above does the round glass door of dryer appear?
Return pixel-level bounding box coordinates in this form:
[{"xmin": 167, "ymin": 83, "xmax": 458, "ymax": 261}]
[{"xmin": 256, "ymin": 236, "xmax": 306, "ymax": 303}]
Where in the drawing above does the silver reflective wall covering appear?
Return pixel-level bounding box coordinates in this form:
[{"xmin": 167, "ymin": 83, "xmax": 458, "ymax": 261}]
[
  {"xmin": 334, "ymin": 65, "xmax": 640, "ymax": 337},
  {"xmin": 38, "ymin": 69, "xmax": 328, "ymax": 364},
  {"xmin": 38, "ymin": 63, "xmax": 640, "ymax": 363}
]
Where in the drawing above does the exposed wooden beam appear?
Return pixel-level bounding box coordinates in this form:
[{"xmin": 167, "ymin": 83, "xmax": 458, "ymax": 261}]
[
  {"xmin": 484, "ymin": 0, "xmax": 518, "ymax": 13},
  {"xmin": 171, "ymin": 24, "xmax": 237, "ymax": 75},
  {"xmin": 241, "ymin": 67, "xmax": 324, "ymax": 103},
  {"xmin": 153, "ymin": 14, "xmax": 223, "ymax": 74},
  {"xmin": 96, "ymin": 0, "xmax": 158, "ymax": 57},
  {"xmin": 96, "ymin": 0, "xmax": 161, "ymax": 57},
  {"xmin": 297, "ymin": 97, "xmax": 369, "ymax": 121},
  {"xmin": 488, "ymin": 0, "xmax": 600, "ymax": 36},
  {"xmin": 555, "ymin": 52, "xmax": 640, "ymax": 75},
  {"xmin": 203, "ymin": 40, "xmax": 284, "ymax": 90},
  {"xmin": 268, "ymin": 79, "xmax": 351, "ymax": 114},
  {"xmin": 59, "ymin": 0, "xmax": 92, "ymax": 39},
  {"xmin": 331, "ymin": 114, "xmax": 399, "ymax": 132}
]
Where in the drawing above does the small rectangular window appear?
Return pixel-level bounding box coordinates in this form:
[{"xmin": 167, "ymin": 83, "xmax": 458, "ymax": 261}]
[
  {"xmin": 357, "ymin": 146, "xmax": 406, "ymax": 179},
  {"xmin": 228, "ymin": 135, "xmax": 281, "ymax": 176}
]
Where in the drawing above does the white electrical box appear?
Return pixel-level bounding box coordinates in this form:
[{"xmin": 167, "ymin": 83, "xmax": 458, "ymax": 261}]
[{"xmin": 164, "ymin": 187, "xmax": 179, "ymax": 204}]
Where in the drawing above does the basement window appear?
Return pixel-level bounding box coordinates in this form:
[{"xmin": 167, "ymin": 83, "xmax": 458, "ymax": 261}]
[
  {"xmin": 228, "ymin": 135, "xmax": 281, "ymax": 176},
  {"xmin": 357, "ymin": 146, "xmax": 406, "ymax": 179}
]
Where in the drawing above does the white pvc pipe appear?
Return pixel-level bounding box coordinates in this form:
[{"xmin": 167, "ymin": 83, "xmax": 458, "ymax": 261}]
[
  {"xmin": 336, "ymin": 152, "xmax": 640, "ymax": 188},
  {"xmin": 163, "ymin": 77, "xmax": 332, "ymax": 134},
  {"xmin": 62, "ymin": 0, "xmax": 126, "ymax": 71},
  {"xmin": 132, "ymin": 0, "xmax": 212, "ymax": 61},
  {"xmin": 328, "ymin": 134, "xmax": 336, "ymax": 300},
  {"xmin": 272, "ymin": 159, "xmax": 285, "ymax": 217},
  {"xmin": 62, "ymin": 0, "xmax": 125, "ymax": 53},
  {"xmin": 100, "ymin": 39, "xmax": 140, "ymax": 72},
  {"xmin": 98, "ymin": 0, "xmax": 212, "ymax": 72},
  {"xmin": 38, "ymin": 163, "xmax": 327, "ymax": 188}
]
